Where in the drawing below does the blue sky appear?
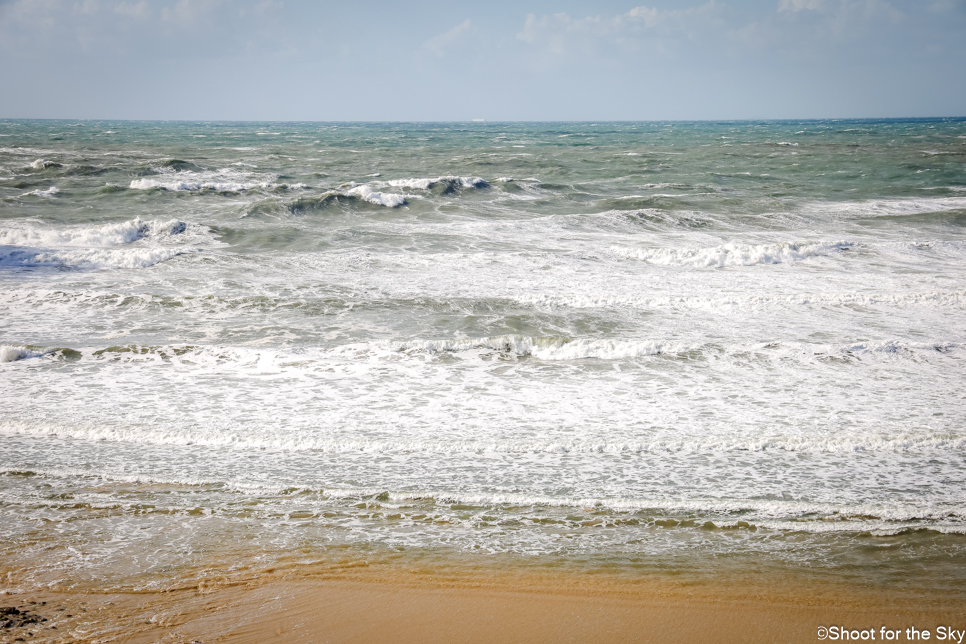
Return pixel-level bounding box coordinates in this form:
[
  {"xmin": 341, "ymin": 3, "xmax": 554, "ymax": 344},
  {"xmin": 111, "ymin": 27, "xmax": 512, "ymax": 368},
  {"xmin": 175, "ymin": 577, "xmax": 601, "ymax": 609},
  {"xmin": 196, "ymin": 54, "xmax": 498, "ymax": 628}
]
[{"xmin": 0, "ymin": 0, "xmax": 963, "ymax": 120}]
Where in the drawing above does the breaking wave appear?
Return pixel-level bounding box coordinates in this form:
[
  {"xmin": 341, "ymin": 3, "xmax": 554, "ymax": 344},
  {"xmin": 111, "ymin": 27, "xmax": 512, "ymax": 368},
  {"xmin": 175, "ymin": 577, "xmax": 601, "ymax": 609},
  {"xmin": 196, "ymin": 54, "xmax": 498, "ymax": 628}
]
[
  {"xmin": 0, "ymin": 217, "xmax": 186, "ymax": 247},
  {"xmin": 345, "ymin": 185, "xmax": 407, "ymax": 207},
  {"xmin": 0, "ymin": 345, "xmax": 46, "ymax": 363},
  {"xmin": 382, "ymin": 175, "xmax": 488, "ymax": 194}
]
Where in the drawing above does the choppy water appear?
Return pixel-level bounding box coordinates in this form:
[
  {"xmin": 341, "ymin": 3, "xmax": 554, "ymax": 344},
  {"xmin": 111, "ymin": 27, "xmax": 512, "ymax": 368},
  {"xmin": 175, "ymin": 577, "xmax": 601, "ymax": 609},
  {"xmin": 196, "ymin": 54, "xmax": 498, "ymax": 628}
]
[{"xmin": 2, "ymin": 119, "xmax": 966, "ymax": 592}]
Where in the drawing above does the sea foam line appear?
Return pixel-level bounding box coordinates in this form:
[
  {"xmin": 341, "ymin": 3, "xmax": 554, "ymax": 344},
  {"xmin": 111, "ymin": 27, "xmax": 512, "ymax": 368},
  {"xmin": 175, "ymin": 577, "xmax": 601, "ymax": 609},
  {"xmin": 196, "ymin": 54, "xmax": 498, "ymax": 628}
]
[
  {"xmin": 611, "ymin": 241, "xmax": 855, "ymax": 267},
  {"xmin": 2, "ymin": 336, "xmax": 959, "ymax": 367},
  {"xmin": 3, "ymin": 421, "xmax": 964, "ymax": 454},
  {"xmin": 1, "ymin": 464, "xmax": 962, "ymax": 532},
  {"xmin": 0, "ymin": 247, "xmax": 191, "ymax": 270},
  {"xmin": 515, "ymin": 289, "xmax": 966, "ymax": 311}
]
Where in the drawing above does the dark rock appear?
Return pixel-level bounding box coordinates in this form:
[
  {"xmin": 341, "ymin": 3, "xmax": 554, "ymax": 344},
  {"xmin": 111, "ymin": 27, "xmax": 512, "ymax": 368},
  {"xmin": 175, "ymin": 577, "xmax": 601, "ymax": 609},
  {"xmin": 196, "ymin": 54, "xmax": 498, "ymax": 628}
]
[{"xmin": 0, "ymin": 607, "xmax": 45, "ymax": 630}]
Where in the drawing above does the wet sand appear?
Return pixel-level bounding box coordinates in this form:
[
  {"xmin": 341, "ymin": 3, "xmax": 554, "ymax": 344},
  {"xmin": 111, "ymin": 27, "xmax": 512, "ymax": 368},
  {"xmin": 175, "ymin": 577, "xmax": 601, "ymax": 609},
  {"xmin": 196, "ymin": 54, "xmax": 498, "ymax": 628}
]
[{"xmin": 3, "ymin": 567, "xmax": 964, "ymax": 644}]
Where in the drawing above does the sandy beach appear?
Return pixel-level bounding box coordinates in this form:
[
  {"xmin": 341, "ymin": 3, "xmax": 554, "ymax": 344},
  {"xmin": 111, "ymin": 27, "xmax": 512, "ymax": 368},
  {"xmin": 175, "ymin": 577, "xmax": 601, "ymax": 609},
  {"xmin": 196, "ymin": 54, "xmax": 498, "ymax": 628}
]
[{"xmin": 4, "ymin": 563, "xmax": 965, "ymax": 644}]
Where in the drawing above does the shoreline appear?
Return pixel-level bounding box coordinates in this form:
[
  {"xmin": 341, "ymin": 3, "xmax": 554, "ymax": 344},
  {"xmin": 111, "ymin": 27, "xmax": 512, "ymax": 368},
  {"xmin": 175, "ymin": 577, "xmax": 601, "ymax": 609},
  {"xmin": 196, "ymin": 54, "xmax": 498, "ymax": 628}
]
[{"xmin": 3, "ymin": 564, "xmax": 965, "ymax": 643}]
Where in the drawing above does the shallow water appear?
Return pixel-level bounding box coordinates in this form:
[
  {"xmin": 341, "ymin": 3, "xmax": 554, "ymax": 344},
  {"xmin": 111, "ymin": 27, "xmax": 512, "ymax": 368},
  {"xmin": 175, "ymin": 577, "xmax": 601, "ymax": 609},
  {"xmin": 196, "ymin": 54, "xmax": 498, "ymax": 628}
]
[{"xmin": 1, "ymin": 119, "xmax": 965, "ymax": 592}]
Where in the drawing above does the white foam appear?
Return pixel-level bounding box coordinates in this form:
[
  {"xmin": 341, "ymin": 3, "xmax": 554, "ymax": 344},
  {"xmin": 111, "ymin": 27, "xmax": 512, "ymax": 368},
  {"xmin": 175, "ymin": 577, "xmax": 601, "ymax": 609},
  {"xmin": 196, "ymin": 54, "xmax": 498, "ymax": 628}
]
[
  {"xmin": 3, "ymin": 460, "xmax": 961, "ymax": 536},
  {"xmin": 37, "ymin": 336, "xmax": 953, "ymax": 371},
  {"xmin": 515, "ymin": 289, "xmax": 966, "ymax": 311},
  {"xmin": 611, "ymin": 241, "xmax": 854, "ymax": 267},
  {"xmin": 129, "ymin": 167, "xmax": 279, "ymax": 192},
  {"xmin": 130, "ymin": 177, "xmax": 272, "ymax": 192},
  {"xmin": 20, "ymin": 187, "xmax": 59, "ymax": 197},
  {"xmin": 333, "ymin": 176, "xmax": 488, "ymax": 207},
  {"xmin": 345, "ymin": 185, "xmax": 407, "ymax": 207},
  {"xmin": 0, "ymin": 247, "xmax": 189, "ymax": 270},
  {"xmin": 808, "ymin": 196, "xmax": 966, "ymax": 218},
  {"xmin": 374, "ymin": 335, "xmax": 680, "ymax": 360},
  {"xmin": 4, "ymin": 415, "xmax": 964, "ymax": 455},
  {"xmin": 0, "ymin": 217, "xmax": 185, "ymax": 248}
]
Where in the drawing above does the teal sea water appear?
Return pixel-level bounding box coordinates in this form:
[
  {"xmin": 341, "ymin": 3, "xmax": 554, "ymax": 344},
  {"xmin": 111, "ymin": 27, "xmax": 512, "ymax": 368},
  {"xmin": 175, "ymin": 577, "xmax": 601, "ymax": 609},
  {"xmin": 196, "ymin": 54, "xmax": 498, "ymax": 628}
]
[{"xmin": 1, "ymin": 119, "xmax": 965, "ymax": 593}]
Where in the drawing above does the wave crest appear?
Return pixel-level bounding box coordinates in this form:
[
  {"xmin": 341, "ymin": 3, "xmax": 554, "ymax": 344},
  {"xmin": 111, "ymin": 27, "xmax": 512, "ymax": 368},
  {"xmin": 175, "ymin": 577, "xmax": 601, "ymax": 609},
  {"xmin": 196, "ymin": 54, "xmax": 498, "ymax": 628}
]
[
  {"xmin": 0, "ymin": 217, "xmax": 186, "ymax": 248},
  {"xmin": 345, "ymin": 185, "xmax": 407, "ymax": 207},
  {"xmin": 383, "ymin": 176, "xmax": 488, "ymax": 194}
]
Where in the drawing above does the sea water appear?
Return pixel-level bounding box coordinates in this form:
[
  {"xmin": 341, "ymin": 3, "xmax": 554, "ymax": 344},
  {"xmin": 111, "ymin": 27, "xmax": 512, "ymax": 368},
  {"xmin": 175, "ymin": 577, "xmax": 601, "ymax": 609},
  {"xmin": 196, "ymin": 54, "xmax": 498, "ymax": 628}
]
[{"xmin": 1, "ymin": 119, "xmax": 965, "ymax": 594}]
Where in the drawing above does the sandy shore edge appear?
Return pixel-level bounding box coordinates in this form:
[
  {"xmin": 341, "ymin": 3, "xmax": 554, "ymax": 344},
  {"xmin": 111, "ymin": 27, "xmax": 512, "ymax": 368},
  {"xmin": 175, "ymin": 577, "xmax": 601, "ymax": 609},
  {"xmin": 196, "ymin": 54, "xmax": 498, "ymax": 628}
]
[{"xmin": 3, "ymin": 569, "xmax": 965, "ymax": 644}]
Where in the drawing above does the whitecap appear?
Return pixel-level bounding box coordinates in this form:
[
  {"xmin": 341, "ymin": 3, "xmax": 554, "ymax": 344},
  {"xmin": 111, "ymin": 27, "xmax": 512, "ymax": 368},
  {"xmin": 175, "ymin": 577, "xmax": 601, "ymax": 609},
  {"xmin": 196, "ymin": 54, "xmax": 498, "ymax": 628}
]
[
  {"xmin": 345, "ymin": 185, "xmax": 407, "ymax": 207},
  {"xmin": 130, "ymin": 176, "xmax": 273, "ymax": 192},
  {"xmin": 383, "ymin": 176, "xmax": 488, "ymax": 191},
  {"xmin": 20, "ymin": 187, "xmax": 59, "ymax": 198}
]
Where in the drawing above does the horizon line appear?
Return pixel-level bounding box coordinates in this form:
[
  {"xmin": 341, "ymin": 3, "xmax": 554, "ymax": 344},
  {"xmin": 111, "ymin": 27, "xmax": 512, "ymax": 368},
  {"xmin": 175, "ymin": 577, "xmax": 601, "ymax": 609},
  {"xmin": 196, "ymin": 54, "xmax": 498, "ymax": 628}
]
[{"xmin": 2, "ymin": 116, "xmax": 965, "ymax": 125}]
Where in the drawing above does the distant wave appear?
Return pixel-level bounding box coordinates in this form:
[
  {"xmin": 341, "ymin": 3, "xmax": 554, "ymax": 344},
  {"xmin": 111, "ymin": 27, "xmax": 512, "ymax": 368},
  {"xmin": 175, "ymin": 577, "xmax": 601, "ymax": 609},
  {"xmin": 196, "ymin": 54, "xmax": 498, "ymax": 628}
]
[
  {"xmin": 28, "ymin": 159, "xmax": 62, "ymax": 170},
  {"xmin": 381, "ymin": 175, "xmax": 488, "ymax": 193},
  {"xmin": 131, "ymin": 176, "xmax": 273, "ymax": 192},
  {"xmin": 19, "ymin": 187, "xmax": 59, "ymax": 198},
  {"xmin": 129, "ymin": 166, "xmax": 295, "ymax": 192},
  {"xmin": 807, "ymin": 196, "xmax": 966, "ymax": 218},
  {"xmin": 336, "ymin": 176, "xmax": 488, "ymax": 207}
]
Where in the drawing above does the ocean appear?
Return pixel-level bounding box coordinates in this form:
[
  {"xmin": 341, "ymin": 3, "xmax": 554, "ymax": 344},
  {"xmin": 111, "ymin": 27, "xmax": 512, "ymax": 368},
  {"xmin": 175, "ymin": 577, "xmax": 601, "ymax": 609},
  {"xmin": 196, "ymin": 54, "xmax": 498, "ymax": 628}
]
[{"xmin": 2, "ymin": 119, "xmax": 965, "ymax": 596}]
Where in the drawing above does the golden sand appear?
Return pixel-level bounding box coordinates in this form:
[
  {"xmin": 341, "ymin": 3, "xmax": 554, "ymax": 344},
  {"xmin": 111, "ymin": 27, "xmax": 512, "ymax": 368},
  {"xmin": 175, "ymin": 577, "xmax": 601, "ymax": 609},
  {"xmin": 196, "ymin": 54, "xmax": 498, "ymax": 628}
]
[{"xmin": 3, "ymin": 563, "xmax": 964, "ymax": 643}]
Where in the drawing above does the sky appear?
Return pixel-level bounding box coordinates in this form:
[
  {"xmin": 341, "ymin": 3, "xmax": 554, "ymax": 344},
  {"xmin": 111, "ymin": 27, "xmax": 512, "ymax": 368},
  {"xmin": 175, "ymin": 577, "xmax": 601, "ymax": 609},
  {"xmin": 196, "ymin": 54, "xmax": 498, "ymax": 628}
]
[{"xmin": 0, "ymin": 0, "xmax": 964, "ymax": 120}]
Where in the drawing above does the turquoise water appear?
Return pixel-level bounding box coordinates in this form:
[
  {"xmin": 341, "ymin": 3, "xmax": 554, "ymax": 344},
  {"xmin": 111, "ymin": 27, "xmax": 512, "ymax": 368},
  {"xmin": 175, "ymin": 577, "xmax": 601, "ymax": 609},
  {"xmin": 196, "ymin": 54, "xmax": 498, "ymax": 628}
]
[{"xmin": 1, "ymin": 119, "xmax": 965, "ymax": 591}]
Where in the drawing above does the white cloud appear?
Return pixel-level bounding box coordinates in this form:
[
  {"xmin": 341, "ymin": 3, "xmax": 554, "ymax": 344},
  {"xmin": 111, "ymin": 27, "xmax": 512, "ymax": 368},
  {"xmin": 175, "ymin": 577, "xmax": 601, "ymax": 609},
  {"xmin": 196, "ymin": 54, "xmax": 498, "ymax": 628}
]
[
  {"xmin": 422, "ymin": 19, "xmax": 471, "ymax": 57},
  {"xmin": 733, "ymin": 0, "xmax": 909, "ymax": 56},
  {"xmin": 1, "ymin": 0, "xmax": 66, "ymax": 39},
  {"xmin": 625, "ymin": 6, "xmax": 662, "ymax": 26},
  {"xmin": 516, "ymin": 2, "xmax": 723, "ymax": 59}
]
